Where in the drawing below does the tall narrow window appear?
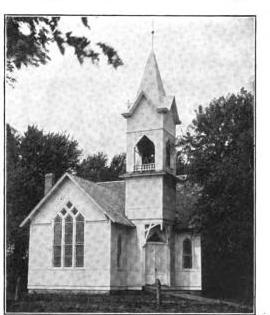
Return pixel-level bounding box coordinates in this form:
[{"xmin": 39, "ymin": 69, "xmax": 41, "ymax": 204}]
[
  {"xmin": 53, "ymin": 203, "xmax": 84, "ymax": 268},
  {"xmin": 183, "ymin": 238, "xmax": 192, "ymax": 269},
  {"xmin": 75, "ymin": 213, "xmax": 84, "ymax": 267},
  {"xmin": 53, "ymin": 215, "xmax": 62, "ymax": 267},
  {"xmin": 117, "ymin": 235, "xmax": 122, "ymax": 268},
  {"xmin": 64, "ymin": 214, "xmax": 73, "ymax": 267},
  {"xmin": 166, "ymin": 140, "xmax": 171, "ymax": 168}
]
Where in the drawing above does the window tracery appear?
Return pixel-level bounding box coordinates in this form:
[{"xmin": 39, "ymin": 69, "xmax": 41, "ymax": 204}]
[{"xmin": 53, "ymin": 201, "xmax": 84, "ymax": 268}]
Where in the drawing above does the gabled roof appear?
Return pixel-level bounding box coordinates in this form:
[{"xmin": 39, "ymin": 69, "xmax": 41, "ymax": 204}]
[
  {"xmin": 122, "ymin": 90, "xmax": 154, "ymax": 118},
  {"xmin": 72, "ymin": 176, "xmax": 133, "ymax": 226},
  {"xmin": 157, "ymin": 96, "xmax": 181, "ymax": 125},
  {"xmin": 20, "ymin": 173, "xmax": 134, "ymax": 228},
  {"xmin": 97, "ymin": 180, "xmax": 125, "ymax": 213}
]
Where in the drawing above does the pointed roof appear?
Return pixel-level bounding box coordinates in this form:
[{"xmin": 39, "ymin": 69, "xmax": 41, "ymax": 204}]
[
  {"xmin": 137, "ymin": 50, "xmax": 166, "ymax": 105},
  {"xmin": 122, "ymin": 49, "xmax": 181, "ymax": 125},
  {"xmin": 20, "ymin": 173, "xmax": 134, "ymax": 228}
]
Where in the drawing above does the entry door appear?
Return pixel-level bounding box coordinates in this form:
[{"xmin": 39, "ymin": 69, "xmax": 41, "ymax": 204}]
[{"xmin": 145, "ymin": 243, "xmax": 169, "ymax": 285}]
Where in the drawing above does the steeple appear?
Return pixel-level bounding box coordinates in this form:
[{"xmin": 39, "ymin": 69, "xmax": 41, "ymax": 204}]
[
  {"xmin": 137, "ymin": 50, "xmax": 166, "ymax": 106},
  {"xmin": 122, "ymin": 28, "xmax": 180, "ymax": 125}
]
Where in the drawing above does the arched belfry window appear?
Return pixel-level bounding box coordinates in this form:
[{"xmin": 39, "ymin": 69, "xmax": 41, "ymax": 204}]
[
  {"xmin": 134, "ymin": 136, "xmax": 155, "ymax": 172},
  {"xmin": 53, "ymin": 202, "xmax": 84, "ymax": 268},
  {"xmin": 183, "ymin": 238, "xmax": 192, "ymax": 269}
]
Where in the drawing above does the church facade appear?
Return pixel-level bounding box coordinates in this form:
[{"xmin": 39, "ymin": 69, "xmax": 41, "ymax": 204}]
[{"xmin": 20, "ymin": 49, "xmax": 202, "ymax": 292}]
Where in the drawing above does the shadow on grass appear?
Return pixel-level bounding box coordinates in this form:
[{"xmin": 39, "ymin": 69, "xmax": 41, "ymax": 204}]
[{"xmin": 7, "ymin": 291, "xmax": 251, "ymax": 313}]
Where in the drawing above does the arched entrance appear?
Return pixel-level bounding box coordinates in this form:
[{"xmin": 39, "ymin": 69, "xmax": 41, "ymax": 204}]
[{"xmin": 144, "ymin": 225, "xmax": 170, "ymax": 285}]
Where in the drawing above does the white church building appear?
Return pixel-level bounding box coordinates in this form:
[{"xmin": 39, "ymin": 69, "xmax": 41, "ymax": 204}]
[{"xmin": 20, "ymin": 48, "xmax": 202, "ymax": 293}]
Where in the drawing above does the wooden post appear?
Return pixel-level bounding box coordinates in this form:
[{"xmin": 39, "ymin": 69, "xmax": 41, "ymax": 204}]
[
  {"xmin": 155, "ymin": 278, "xmax": 161, "ymax": 307},
  {"xmin": 14, "ymin": 276, "xmax": 21, "ymax": 302}
]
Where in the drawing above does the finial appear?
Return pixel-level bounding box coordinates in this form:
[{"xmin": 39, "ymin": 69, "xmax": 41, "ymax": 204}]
[{"xmin": 151, "ymin": 20, "xmax": 155, "ymax": 50}]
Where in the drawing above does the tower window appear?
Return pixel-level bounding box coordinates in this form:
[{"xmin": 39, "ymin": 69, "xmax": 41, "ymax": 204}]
[
  {"xmin": 183, "ymin": 238, "xmax": 192, "ymax": 269},
  {"xmin": 53, "ymin": 202, "xmax": 84, "ymax": 268},
  {"xmin": 134, "ymin": 136, "xmax": 155, "ymax": 171},
  {"xmin": 117, "ymin": 235, "xmax": 122, "ymax": 268},
  {"xmin": 166, "ymin": 140, "xmax": 171, "ymax": 168}
]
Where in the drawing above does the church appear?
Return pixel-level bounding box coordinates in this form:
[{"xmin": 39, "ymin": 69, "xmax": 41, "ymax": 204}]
[{"xmin": 20, "ymin": 47, "xmax": 202, "ymax": 293}]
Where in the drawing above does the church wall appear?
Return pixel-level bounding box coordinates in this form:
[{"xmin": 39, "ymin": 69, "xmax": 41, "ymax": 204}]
[
  {"xmin": 163, "ymin": 130, "xmax": 176, "ymax": 173},
  {"xmin": 125, "ymin": 176, "xmax": 163, "ymax": 219},
  {"xmin": 28, "ymin": 220, "xmax": 111, "ymax": 291},
  {"xmin": 27, "ymin": 178, "xmax": 112, "ymax": 292},
  {"xmin": 110, "ymin": 223, "xmax": 141, "ymax": 289},
  {"xmin": 127, "ymin": 96, "xmax": 163, "ymax": 134},
  {"xmin": 174, "ymin": 232, "xmax": 202, "ymax": 290},
  {"xmin": 163, "ymin": 176, "xmax": 176, "ymax": 221},
  {"xmin": 163, "ymin": 110, "xmax": 176, "ymax": 137},
  {"xmin": 110, "ymin": 223, "xmax": 127, "ymax": 287}
]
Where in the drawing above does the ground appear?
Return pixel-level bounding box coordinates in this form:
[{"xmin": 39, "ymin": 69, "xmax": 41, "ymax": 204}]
[{"xmin": 7, "ymin": 291, "xmax": 252, "ymax": 313}]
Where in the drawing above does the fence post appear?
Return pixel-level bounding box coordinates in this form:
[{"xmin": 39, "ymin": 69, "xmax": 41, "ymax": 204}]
[{"xmin": 155, "ymin": 278, "xmax": 161, "ymax": 308}]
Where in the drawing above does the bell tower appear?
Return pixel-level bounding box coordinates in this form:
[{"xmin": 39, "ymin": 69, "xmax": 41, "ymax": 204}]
[{"xmin": 122, "ymin": 48, "xmax": 181, "ymax": 223}]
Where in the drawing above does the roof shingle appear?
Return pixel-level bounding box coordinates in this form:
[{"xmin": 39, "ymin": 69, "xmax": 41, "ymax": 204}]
[{"xmin": 71, "ymin": 175, "xmax": 134, "ymax": 227}]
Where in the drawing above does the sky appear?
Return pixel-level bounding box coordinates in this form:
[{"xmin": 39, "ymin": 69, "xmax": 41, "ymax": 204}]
[{"xmin": 6, "ymin": 16, "xmax": 255, "ymax": 159}]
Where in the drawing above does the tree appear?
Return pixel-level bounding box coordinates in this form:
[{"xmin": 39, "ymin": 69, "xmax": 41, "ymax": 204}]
[
  {"xmin": 178, "ymin": 88, "xmax": 254, "ymax": 301},
  {"xmin": 76, "ymin": 152, "xmax": 126, "ymax": 182},
  {"xmin": 109, "ymin": 153, "xmax": 126, "ymax": 180},
  {"xmin": 76, "ymin": 152, "xmax": 109, "ymax": 182},
  {"xmin": 6, "ymin": 16, "xmax": 123, "ymax": 84},
  {"xmin": 6, "ymin": 124, "xmax": 81, "ymax": 296}
]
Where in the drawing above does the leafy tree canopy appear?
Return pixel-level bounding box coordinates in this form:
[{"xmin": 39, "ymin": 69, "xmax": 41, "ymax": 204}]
[
  {"xmin": 6, "ymin": 124, "xmax": 81, "ymax": 294},
  {"xmin": 6, "ymin": 16, "xmax": 123, "ymax": 84},
  {"xmin": 76, "ymin": 152, "xmax": 126, "ymax": 182},
  {"xmin": 177, "ymin": 88, "xmax": 254, "ymax": 300}
]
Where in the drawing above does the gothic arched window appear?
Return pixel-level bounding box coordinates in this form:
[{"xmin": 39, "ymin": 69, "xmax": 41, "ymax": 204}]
[
  {"xmin": 53, "ymin": 215, "xmax": 62, "ymax": 267},
  {"xmin": 75, "ymin": 213, "xmax": 84, "ymax": 267},
  {"xmin": 134, "ymin": 136, "xmax": 155, "ymax": 171},
  {"xmin": 183, "ymin": 238, "xmax": 192, "ymax": 269},
  {"xmin": 53, "ymin": 202, "xmax": 84, "ymax": 268},
  {"xmin": 117, "ymin": 235, "xmax": 122, "ymax": 268}
]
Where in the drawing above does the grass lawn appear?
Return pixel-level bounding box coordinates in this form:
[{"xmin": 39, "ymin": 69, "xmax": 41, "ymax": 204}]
[{"xmin": 6, "ymin": 291, "xmax": 252, "ymax": 313}]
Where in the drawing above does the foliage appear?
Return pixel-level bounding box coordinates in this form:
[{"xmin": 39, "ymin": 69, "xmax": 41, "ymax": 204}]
[
  {"xmin": 177, "ymin": 88, "xmax": 254, "ymax": 300},
  {"xmin": 109, "ymin": 153, "xmax": 126, "ymax": 180},
  {"xmin": 76, "ymin": 152, "xmax": 109, "ymax": 182},
  {"xmin": 6, "ymin": 16, "xmax": 123, "ymax": 84},
  {"xmin": 6, "ymin": 124, "xmax": 81, "ymax": 296},
  {"xmin": 176, "ymin": 181, "xmax": 202, "ymax": 228},
  {"xmin": 76, "ymin": 152, "xmax": 126, "ymax": 182}
]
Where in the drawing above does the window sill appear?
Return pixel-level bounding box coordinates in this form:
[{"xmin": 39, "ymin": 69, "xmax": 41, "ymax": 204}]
[
  {"xmin": 48, "ymin": 267, "xmax": 86, "ymax": 271},
  {"xmin": 181, "ymin": 268, "xmax": 197, "ymax": 272}
]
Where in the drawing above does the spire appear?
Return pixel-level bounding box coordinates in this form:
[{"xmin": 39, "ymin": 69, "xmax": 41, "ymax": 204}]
[
  {"xmin": 151, "ymin": 21, "xmax": 155, "ymax": 50},
  {"xmin": 137, "ymin": 50, "xmax": 166, "ymax": 105}
]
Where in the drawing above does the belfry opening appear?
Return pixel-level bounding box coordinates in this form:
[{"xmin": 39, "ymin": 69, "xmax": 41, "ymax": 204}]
[{"xmin": 134, "ymin": 136, "xmax": 155, "ymax": 171}]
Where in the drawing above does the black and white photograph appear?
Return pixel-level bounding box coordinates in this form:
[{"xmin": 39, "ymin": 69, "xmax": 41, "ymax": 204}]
[{"xmin": 4, "ymin": 14, "xmax": 255, "ymax": 313}]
